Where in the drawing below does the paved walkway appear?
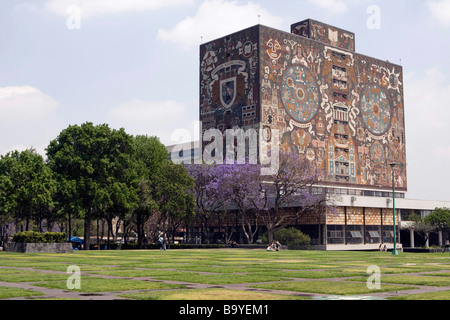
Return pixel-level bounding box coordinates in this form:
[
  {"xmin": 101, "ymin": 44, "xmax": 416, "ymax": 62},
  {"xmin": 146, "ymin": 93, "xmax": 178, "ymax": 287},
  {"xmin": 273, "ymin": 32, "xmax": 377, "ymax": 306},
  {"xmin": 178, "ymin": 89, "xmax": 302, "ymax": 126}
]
[{"xmin": 1, "ymin": 264, "xmax": 450, "ymax": 300}]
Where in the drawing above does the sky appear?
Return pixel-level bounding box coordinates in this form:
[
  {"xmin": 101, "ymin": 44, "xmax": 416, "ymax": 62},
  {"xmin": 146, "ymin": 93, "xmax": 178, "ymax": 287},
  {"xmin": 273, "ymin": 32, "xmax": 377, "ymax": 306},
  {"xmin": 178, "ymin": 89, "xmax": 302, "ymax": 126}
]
[{"xmin": 0, "ymin": 0, "xmax": 449, "ymax": 202}]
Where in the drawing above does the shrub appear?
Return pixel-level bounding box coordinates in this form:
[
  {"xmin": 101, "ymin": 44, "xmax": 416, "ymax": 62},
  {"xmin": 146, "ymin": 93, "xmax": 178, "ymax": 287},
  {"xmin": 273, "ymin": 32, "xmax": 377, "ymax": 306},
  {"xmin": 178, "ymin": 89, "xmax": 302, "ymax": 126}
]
[
  {"xmin": 12, "ymin": 231, "xmax": 66, "ymax": 243},
  {"xmin": 259, "ymin": 228, "xmax": 311, "ymax": 250}
]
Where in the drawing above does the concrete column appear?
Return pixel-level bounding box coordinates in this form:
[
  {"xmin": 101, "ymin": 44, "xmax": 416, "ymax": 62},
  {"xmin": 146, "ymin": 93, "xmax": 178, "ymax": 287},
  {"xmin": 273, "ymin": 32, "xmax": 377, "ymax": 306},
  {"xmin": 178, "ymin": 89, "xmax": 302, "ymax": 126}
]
[
  {"xmin": 426, "ymin": 233, "xmax": 429, "ymax": 248},
  {"xmin": 439, "ymin": 230, "xmax": 443, "ymax": 246},
  {"xmin": 410, "ymin": 229, "xmax": 415, "ymax": 248}
]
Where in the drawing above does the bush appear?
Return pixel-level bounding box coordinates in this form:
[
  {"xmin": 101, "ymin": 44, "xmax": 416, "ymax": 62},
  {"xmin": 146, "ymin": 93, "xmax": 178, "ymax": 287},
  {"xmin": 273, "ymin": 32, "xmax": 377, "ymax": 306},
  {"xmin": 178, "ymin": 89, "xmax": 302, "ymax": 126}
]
[
  {"xmin": 259, "ymin": 228, "xmax": 311, "ymax": 250},
  {"xmin": 12, "ymin": 231, "xmax": 66, "ymax": 244}
]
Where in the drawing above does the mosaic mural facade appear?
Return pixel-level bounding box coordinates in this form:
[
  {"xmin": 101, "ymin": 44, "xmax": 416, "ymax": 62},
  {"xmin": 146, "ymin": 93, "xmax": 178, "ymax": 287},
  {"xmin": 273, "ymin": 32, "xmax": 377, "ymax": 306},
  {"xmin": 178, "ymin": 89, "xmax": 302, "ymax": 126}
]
[
  {"xmin": 200, "ymin": 26, "xmax": 260, "ymax": 133},
  {"xmin": 200, "ymin": 20, "xmax": 407, "ymax": 192}
]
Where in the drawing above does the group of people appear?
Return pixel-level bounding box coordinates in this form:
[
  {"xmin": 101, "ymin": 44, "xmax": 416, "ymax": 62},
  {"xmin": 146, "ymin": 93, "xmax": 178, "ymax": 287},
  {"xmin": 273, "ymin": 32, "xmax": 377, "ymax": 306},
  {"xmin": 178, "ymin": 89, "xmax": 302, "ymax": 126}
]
[
  {"xmin": 378, "ymin": 244, "xmax": 388, "ymax": 252},
  {"xmin": 267, "ymin": 240, "xmax": 282, "ymax": 251}
]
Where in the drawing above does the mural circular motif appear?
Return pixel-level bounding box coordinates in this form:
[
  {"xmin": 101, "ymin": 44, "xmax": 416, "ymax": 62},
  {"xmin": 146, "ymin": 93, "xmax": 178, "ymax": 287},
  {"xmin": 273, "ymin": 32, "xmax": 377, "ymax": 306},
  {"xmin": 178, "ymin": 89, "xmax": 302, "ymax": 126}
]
[
  {"xmin": 371, "ymin": 142, "xmax": 384, "ymax": 164},
  {"xmin": 281, "ymin": 66, "xmax": 319, "ymax": 123},
  {"xmin": 360, "ymin": 85, "xmax": 391, "ymax": 135}
]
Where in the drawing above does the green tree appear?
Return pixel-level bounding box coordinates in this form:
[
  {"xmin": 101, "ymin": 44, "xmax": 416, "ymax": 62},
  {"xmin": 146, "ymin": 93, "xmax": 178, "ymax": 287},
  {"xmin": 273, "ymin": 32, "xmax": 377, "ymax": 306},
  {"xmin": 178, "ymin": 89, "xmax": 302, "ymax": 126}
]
[
  {"xmin": 46, "ymin": 122, "xmax": 136, "ymax": 250},
  {"xmin": 52, "ymin": 178, "xmax": 81, "ymax": 240},
  {"xmin": 406, "ymin": 213, "xmax": 436, "ymax": 247},
  {"xmin": 130, "ymin": 135, "xmax": 169, "ymax": 248},
  {"xmin": 156, "ymin": 161, "xmax": 195, "ymax": 243},
  {"xmin": 0, "ymin": 173, "xmax": 14, "ymax": 246},
  {"xmin": 130, "ymin": 135, "xmax": 195, "ymax": 247},
  {"xmin": 0, "ymin": 149, "xmax": 55, "ymax": 232},
  {"xmin": 425, "ymin": 208, "xmax": 450, "ymax": 243}
]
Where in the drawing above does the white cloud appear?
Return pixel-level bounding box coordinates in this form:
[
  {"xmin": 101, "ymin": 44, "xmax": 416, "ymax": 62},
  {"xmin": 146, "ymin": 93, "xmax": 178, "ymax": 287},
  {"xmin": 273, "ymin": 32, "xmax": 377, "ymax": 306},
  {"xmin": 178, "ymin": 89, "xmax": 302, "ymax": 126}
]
[
  {"xmin": 108, "ymin": 99, "xmax": 198, "ymax": 145},
  {"xmin": 157, "ymin": 0, "xmax": 284, "ymax": 49},
  {"xmin": 0, "ymin": 86, "xmax": 58, "ymax": 123},
  {"xmin": 44, "ymin": 0, "xmax": 194, "ymax": 19},
  {"xmin": 426, "ymin": 0, "xmax": 450, "ymax": 28},
  {"xmin": 0, "ymin": 86, "xmax": 60, "ymax": 156}
]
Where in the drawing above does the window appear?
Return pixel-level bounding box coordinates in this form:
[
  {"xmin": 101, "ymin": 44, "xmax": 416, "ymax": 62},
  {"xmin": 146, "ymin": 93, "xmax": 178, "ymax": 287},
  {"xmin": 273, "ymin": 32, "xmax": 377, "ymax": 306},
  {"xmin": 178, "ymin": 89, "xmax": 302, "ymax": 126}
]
[
  {"xmin": 327, "ymin": 225, "xmax": 345, "ymax": 244},
  {"xmin": 382, "ymin": 226, "xmax": 398, "ymax": 244},
  {"xmin": 333, "ymin": 92, "xmax": 347, "ymax": 99},
  {"xmin": 332, "ymin": 51, "xmax": 347, "ymax": 60},
  {"xmin": 333, "ymin": 79, "xmax": 348, "ymax": 90},
  {"xmin": 335, "ymin": 147, "xmax": 349, "ymax": 153},
  {"xmin": 335, "ymin": 134, "xmax": 349, "ymax": 139},
  {"xmin": 365, "ymin": 226, "xmax": 381, "ymax": 244},
  {"xmin": 334, "ymin": 120, "xmax": 348, "ymax": 125},
  {"xmin": 347, "ymin": 225, "xmax": 363, "ymax": 244},
  {"xmin": 350, "ymin": 231, "xmax": 362, "ymax": 238}
]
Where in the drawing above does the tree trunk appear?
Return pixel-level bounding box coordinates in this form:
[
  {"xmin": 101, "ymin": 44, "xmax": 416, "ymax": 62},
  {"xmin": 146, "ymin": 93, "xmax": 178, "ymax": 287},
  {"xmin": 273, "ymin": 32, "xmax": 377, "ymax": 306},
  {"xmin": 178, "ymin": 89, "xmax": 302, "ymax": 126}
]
[
  {"xmin": 267, "ymin": 224, "xmax": 274, "ymax": 245},
  {"xmin": 136, "ymin": 220, "xmax": 144, "ymax": 249},
  {"xmin": 67, "ymin": 211, "xmax": 72, "ymax": 240},
  {"xmin": 84, "ymin": 208, "xmax": 92, "ymax": 250}
]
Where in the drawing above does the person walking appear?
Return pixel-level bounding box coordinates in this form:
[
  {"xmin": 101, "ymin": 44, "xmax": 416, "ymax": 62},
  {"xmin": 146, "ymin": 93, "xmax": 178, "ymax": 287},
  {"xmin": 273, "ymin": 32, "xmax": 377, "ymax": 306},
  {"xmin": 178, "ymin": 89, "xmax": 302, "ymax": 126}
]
[
  {"xmin": 442, "ymin": 240, "xmax": 450, "ymax": 253},
  {"xmin": 158, "ymin": 236, "xmax": 164, "ymax": 250}
]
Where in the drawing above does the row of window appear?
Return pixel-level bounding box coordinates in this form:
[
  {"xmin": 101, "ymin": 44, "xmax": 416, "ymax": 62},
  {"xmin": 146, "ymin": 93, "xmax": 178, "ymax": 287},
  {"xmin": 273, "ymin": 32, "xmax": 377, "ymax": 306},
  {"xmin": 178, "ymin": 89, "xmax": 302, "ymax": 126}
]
[
  {"xmin": 334, "ymin": 120, "xmax": 348, "ymax": 125},
  {"xmin": 326, "ymin": 225, "xmax": 399, "ymax": 245},
  {"xmin": 331, "ymin": 51, "xmax": 347, "ymax": 61},
  {"xmin": 335, "ymin": 175, "xmax": 350, "ymax": 181},
  {"xmin": 335, "ymin": 133, "xmax": 349, "ymax": 139},
  {"xmin": 310, "ymin": 187, "xmax": 406, "ymax": 199},
  {"xmin": 335, "ymin": 147, "xmax": 349, "ymax": 153}
]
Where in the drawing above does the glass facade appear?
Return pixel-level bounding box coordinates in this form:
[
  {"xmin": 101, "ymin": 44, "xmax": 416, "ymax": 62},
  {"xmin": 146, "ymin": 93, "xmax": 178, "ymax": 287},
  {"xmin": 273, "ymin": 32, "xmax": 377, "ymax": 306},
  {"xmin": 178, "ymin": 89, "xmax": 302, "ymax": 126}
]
[
  {"xmin": 346, "ymin": 225, "xmax": 363, "ymax": 244},
  {"xmin": 382, "ymin": 225, "xmax": 399, "ymax": 244},
  {"xmin": 365, "ymin": 225, "xmax": 381, "ymax": 244},
  {"xmin": 326, "ymin": 224, "xmax": 397, "ymax": 245},
  {"xmin": 327, "ymin": 225, "xmax": 345, "ymax": 244},
  {"xmin": 311, "ymin": 187, "xmax": 405, "ymax": 199}
]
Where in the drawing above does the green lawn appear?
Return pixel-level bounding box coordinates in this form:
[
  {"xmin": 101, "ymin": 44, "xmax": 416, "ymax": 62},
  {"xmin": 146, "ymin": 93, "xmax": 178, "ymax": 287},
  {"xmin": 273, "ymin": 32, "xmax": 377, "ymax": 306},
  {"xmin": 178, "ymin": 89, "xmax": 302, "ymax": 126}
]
[
  {"xmin": 119, "ymin": 288, "xmax": 308, "ymax": 300},
  {"xmin": 0, "ymin": 285, "xmax": 44, "ymax": 299},
  {"xmin": 250, "ymin": 280, "xmax": 415, "ymax": 296},
  {"xmin": 0, "ymin": 249, "xmax": 450, "ymax": 300}
]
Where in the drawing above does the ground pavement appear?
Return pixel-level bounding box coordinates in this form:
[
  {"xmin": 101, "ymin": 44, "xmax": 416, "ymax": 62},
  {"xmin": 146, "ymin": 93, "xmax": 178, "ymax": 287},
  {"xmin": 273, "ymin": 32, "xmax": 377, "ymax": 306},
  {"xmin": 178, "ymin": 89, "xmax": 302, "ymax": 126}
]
[{"xmin": 1, "ymin": 264, "xmax": 450, "ymax": 300}]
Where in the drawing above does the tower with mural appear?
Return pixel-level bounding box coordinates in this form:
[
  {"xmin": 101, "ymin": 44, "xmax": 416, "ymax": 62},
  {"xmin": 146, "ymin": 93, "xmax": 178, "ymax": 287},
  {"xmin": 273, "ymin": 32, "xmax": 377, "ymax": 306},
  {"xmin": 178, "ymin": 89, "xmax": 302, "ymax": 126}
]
[{"xmin": 200, "ymin": 18, "xmax": 407, "ymax": 195}]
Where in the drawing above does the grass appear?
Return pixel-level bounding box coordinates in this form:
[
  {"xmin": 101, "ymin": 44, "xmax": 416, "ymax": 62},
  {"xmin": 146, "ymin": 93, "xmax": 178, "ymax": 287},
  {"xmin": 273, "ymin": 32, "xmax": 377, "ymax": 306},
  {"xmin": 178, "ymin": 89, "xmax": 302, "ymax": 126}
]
[
  {"xmin": 389, "ymin": 290, "xmax": 450, "ymax": 300},
  {"xmin": 0, "ymin": 270, "xmax": 71, "ymax": 282},
  {"xmin": 379, "ymin": 275, "xmax": 450, "ymax": 287},
  {"xmin": 119, "ymin": 288, "xmax": 308, "ymax": 300},
  {"xmin": 32, "ymin": 278, "xmax": 186, "ymax": 293},
  {"xmin": 0, "ymin": 249, "xmax": 450, "ymax": 299},
  {"xmin": 250, "ymin": 280, "xmax": 415, "ymax": 296},
  {"xmin": 0, "ymin": 285, "xmax": 44, "ymax": 299}
]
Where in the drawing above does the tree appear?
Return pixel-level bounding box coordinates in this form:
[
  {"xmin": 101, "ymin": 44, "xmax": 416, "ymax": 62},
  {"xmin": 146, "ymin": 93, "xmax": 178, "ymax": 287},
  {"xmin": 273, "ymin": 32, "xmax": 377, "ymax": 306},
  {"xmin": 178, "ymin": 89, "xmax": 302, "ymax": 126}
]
[
  {"xmin": 155, "ymin": 161, "xmax": 195, "ymax": 243},
  {"xmin": 46, "ymin": 122, "xmax": 136, "ymax": 250},
  {"xmin": 406, "ymin": 213, "xmax": 436, "ymax": 247},
  {"xmin": 53, "ymin": 178, "xmax": 82, "ymax": 241},
  {"xmin": 254, "ymin": 151, "xmax": 327, "ymax": 244},
  {"xmin": 425, "ymin": 208, "xmax": 450, "ymax": 244},
  {"xmin": 0, "ymin": 149, "xmax": 56, "ymax": 232},
  {"xmin": 186, "ymin": 164, "xmax": 225, "ymax": 244},
  {"xmin": 132, "ymin": 178, "xmax": 158, "ymax": 248},
  {"xmin": 212, "ymin": 162, "xmax": 262, "ymax": 244},
  {"xmin": 131, "ymin": 135, "xmax": 169, "ymax": 248},
  {"xmin": 187, "ymin": 152, "xmax": 331, "ymax": 245},
  {"xmin": 0, "ymin": 173, "xmax": 14, "ymax": 246}
]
